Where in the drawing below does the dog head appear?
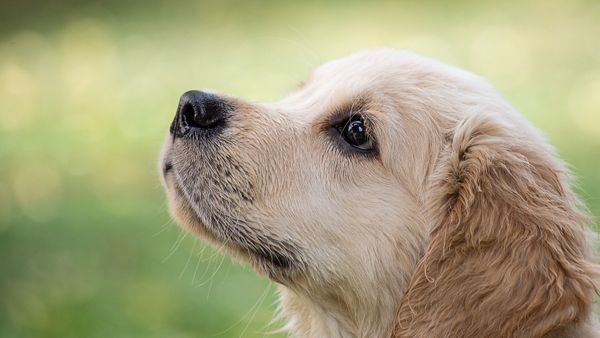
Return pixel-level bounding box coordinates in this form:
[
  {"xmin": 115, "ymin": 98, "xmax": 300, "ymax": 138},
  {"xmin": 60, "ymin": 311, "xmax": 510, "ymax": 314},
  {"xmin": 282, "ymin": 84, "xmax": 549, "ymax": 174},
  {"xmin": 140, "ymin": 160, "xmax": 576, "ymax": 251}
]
[
  {"xmin": 159, "ymin": 49, "xmax": 598, "ymax": 337},
  {"xmin": 160, "ymin": 50, "xmax": 446, "ymax": 285}
]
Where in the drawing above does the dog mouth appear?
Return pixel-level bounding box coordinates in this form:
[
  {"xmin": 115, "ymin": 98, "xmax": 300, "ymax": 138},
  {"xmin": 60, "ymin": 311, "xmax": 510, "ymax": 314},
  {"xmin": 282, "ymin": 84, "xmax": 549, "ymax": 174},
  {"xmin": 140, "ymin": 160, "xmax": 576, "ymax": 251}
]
[
  {"xmin": 163, "ymin": 161, "xmax": 173, "ymax": 175},
  {"xmin": 164, "ymin": 167, "xmax": 304, "ymax": 280}
]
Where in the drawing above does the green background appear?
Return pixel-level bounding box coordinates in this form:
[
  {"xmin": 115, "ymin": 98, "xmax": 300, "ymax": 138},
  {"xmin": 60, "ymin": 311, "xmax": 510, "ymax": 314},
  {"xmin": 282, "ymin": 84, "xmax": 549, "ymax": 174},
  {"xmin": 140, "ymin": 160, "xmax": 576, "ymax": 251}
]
[{"xmin": 1, "ymin": 1, "xmax": 599, "ymax": 337}]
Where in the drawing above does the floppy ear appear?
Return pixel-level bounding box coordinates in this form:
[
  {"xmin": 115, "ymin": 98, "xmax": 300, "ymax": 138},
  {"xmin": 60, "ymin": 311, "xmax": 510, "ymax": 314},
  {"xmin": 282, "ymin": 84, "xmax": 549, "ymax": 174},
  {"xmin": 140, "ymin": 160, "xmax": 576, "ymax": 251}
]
[{"xmin": 392, "ymin": 114, "xmax": 599, "ymax": 337}]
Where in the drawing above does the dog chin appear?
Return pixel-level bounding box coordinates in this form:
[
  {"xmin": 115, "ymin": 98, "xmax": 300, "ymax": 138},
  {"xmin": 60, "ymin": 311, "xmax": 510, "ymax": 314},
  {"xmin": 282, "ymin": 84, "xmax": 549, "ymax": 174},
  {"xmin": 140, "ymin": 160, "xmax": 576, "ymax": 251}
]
[
  {"xmin": 165, "ymin": 180, "xmax": 218, "ymax": 242},
  {"xmin": 171, "ymin": 191, "xmax": 298, "ymax": 283}
]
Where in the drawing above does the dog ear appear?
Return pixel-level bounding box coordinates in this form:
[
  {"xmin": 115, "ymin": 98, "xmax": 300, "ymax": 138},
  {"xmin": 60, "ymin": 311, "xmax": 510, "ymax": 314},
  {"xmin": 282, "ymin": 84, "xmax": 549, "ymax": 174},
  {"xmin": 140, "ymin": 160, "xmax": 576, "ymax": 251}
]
[{"xmin": 392, "ymin": 113, "xmax": 599, "ymax": 337}]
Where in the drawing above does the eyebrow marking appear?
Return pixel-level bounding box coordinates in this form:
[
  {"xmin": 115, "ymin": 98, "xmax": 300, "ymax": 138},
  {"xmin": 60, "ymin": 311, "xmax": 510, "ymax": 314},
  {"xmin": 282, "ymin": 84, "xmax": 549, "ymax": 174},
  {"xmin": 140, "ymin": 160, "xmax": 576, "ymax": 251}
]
[{"xmin": 328, "ymin": 96, "xmax": 370, "ymax": 126}]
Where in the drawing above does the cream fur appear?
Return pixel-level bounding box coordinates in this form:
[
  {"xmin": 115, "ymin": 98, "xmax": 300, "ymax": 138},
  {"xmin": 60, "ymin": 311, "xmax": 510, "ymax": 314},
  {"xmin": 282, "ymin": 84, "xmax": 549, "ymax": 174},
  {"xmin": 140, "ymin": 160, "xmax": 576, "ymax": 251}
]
[{"xmin": 159, "ymin": 49, "xmax": 599, "ymax": 337}]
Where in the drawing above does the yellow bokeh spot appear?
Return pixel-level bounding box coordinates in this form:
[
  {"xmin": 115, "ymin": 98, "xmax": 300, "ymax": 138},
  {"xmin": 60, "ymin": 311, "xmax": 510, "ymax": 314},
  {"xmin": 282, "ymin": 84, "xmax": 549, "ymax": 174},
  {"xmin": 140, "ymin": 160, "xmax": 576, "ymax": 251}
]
[
  {"xmin": 468, "ymin": 26, "xmax": 533, "ymax": 82},
  {"xmin": 568, "ymin": 78, "xmax": 600, "ymax": 138},
  {"xmin": 12, "ymin": 162, "xmax": 62, "ymax": 223},
  {"xmin": 58, "ymin": 18, "xmax": 116, "ymax": 104},
  {"xmin": 0, "ymin": 62, "xmax": 37, "ymax": 130}
]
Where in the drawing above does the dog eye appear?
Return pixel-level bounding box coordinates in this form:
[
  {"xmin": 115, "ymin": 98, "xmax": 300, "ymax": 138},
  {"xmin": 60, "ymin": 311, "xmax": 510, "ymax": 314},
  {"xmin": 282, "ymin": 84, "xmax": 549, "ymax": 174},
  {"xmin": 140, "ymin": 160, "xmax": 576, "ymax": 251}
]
[{"xmin": 339, "ymin": 116, "xmax": 373, "ymax": 151}]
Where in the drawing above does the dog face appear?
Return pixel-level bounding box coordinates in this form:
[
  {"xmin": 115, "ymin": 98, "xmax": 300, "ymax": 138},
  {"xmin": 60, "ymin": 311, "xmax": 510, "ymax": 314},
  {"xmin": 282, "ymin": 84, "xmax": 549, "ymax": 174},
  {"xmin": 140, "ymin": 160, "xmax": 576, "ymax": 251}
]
[
  {"xmin": 160, "ymin": 50, "xmax": 466, "ymax": 286},
  {"xmin": 159, "ymin": 49, "xmax": 598, "ymax": 337}
]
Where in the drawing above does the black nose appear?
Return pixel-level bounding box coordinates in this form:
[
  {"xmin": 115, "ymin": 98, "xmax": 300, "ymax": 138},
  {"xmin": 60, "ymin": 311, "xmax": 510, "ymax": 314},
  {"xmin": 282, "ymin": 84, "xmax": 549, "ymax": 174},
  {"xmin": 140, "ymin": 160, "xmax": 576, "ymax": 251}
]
[{"xmin": 170, "ymin": 90, "xmax": 229, "ymax": 137}]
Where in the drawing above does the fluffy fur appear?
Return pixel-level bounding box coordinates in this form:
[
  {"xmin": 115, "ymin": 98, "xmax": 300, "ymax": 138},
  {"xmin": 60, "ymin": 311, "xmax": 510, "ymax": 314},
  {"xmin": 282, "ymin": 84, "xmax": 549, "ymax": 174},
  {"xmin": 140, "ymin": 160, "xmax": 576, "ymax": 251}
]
[{"xmin": 159, "ymin": 49, "xmax": 599, "ymax": 337}]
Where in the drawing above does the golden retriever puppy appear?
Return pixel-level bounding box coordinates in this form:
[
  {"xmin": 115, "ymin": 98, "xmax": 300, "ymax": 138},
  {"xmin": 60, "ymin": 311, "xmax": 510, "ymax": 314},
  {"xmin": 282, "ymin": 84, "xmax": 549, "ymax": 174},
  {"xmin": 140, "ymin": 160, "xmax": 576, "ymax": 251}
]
[{"xmin": 159, "ymin": 49, "xmax": 599, "ymax": 337}]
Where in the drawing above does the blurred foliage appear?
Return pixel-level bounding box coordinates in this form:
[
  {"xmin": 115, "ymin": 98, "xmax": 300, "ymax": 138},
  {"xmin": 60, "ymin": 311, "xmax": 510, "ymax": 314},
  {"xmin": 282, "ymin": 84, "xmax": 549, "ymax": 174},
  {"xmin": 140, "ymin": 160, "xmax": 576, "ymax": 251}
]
[{"xmin": 0, "ymin": 0, "xmax": 599, "ymax": 337}]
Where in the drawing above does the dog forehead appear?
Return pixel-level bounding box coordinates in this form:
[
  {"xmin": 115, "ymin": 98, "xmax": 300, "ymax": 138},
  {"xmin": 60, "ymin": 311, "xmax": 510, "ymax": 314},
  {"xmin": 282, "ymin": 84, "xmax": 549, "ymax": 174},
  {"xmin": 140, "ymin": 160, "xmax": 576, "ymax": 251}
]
[
  {"xmin": 276, "ymin": 50, "xmax": 407, "ymax": 122},
  {"xmin": 317, "ymin": 49, "xmax": 406, "ymax": 78}
]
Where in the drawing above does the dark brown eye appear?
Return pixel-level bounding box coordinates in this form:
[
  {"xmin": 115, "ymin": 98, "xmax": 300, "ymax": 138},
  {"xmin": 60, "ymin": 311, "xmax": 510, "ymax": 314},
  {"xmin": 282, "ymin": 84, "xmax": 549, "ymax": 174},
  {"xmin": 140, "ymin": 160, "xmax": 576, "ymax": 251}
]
[{"xmin": 340, "ymin": 116, "xmax": 373, "ymax": 151}]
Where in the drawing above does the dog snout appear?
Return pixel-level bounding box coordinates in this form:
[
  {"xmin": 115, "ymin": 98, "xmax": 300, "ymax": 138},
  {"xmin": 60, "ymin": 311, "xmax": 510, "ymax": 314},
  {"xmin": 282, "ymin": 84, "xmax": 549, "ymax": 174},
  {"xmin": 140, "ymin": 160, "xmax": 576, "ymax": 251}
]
[{"xmin": 170, "ymin": 90, "xmax": 229, "ymax": 137}]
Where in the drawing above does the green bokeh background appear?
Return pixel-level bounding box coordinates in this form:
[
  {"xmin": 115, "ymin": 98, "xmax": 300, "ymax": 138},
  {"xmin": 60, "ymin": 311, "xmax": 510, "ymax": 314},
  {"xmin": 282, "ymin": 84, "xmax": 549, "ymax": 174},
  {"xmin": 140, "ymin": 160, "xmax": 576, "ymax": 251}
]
[{"xmin": 1, "ymin": 1, "xmax": 599, "ymax": 337}]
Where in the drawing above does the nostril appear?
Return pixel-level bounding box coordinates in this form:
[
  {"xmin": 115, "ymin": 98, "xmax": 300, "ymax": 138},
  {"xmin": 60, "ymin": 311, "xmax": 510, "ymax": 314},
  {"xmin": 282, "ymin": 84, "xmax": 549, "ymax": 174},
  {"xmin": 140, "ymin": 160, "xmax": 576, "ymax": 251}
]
[
  {"xmin": 179, "ymin": 103, "xmax": 197, "ymax": 131},
  {"xmin": 181, "ymin": 101, "xmax": 222, "ymax": 129},
  {"xmin": 195, "ymin": 100, "xmax": 224, "ymax": 128},
  {"xmin": 171, "ymin": 90, "xmax": 229, "ymax": 137}
]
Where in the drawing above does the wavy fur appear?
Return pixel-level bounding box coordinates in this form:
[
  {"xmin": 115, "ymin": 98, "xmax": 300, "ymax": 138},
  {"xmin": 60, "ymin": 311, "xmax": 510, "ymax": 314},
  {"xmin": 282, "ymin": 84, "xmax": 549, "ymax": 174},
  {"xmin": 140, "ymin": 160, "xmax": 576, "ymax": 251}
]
[{"xmin": 394, "ymin": 113, "xmax": 599, "ymax": 337}]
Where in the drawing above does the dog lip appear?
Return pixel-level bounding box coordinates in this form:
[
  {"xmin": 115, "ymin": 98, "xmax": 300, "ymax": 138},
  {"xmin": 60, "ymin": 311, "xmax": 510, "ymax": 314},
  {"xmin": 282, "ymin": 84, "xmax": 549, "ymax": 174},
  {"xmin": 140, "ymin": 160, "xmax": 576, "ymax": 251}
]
[
  {"xmin": 166, "ymin": 167, "xmax": 304, "ymax": 281},
  {"xmin": 163, "ymin": 161, "xmax": 173, "ymax": 176}
]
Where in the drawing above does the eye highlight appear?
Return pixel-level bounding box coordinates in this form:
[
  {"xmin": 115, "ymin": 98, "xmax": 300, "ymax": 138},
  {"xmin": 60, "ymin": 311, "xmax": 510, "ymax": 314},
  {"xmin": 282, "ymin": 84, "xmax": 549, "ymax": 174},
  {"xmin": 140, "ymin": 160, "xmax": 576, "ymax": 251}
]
[{"xmin": 338, "ymin": 115, "xmax": 374, "ymax": 151}]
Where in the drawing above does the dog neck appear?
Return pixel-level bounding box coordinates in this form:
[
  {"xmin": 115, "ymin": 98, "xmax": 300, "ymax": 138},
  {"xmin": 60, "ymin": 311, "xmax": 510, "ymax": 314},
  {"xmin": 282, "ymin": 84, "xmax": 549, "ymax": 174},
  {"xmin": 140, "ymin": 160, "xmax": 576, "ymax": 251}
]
[
  {"xmin": 277, "ymin": 283, "xmax": 402, "ymax": 338},
  {"xmin": 275, "ymin": 207, "xmax": 428, "ymax": 337}
]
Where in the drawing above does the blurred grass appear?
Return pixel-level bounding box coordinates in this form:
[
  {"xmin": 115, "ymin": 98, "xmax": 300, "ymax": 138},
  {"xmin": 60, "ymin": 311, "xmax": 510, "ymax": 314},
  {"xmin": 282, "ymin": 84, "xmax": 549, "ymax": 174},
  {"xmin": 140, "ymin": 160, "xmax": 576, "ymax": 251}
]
[{"xmin": 0, "ymin": 0, "xmax": 599, "ymax": 337}]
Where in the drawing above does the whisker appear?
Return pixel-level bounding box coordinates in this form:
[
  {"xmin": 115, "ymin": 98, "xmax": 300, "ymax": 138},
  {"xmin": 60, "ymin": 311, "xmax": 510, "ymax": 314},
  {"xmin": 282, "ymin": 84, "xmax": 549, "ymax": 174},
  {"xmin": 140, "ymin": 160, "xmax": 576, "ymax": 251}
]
[
  {"xmin": 178, "ymin": 239, "xmax": 197, "ymax": 279},
  {"xmin": 204, "ymin": 283, "xmax": 272, "ymax": 337},
  {"xmin": 238, "ymin": 283, "xmax": 272, "ymax": 338},
  {"xmin": 153, "ymin": 217, "xmax": 176, "ymax": 237},
  {"xmin": 191, "ymin": 245, "xmax": 207, "ymax": 284},
  {"xmin": 162, "ymin": 230, "xmax": 187, "ymax": 262},
  {"xmin": 196, "ymin": 252, "xmax": 227, "ymax": 288}
]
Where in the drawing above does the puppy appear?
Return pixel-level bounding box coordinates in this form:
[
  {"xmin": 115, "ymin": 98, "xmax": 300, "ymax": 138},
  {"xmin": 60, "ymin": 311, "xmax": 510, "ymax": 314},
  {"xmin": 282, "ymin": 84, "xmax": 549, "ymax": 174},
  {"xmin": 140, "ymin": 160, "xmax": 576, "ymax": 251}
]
[{"xmin": 159, "ymin": 49, "xmax": 599, "ymax": 337}]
